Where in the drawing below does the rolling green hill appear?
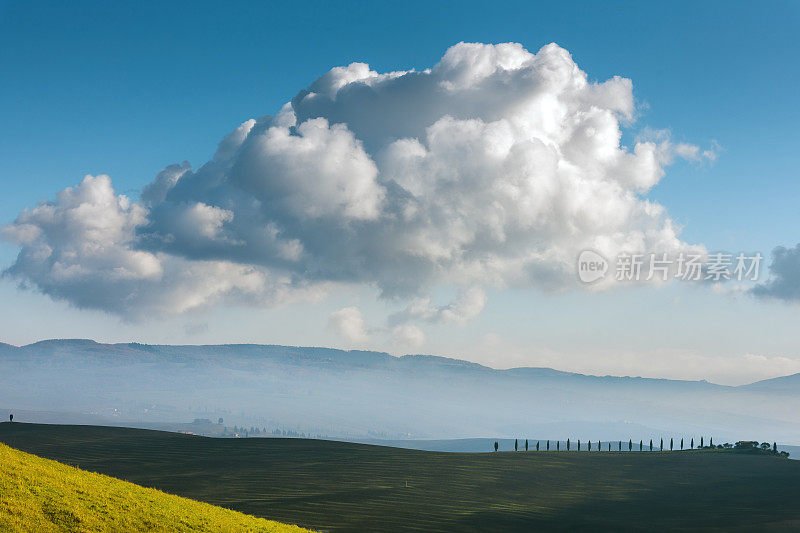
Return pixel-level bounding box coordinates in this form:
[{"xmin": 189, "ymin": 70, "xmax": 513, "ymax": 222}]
[
  {"xmin": 2, "ymin": 423, "xmax": 799, "ymax": 532},
  {"xmin": 0, "ymin": 440, "xmax": 309, "ymax": 532}
]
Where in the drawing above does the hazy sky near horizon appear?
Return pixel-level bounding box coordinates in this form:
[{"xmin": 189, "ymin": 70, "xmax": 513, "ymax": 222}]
[{"xmin": 1, "ymin": 1, "xmax": 799, "ymax": 385}]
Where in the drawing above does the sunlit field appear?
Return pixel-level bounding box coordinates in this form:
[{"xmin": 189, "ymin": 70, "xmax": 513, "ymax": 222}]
[{"xmin": 0, "ymin": 438, "xmax": 309, "ymax": 532}]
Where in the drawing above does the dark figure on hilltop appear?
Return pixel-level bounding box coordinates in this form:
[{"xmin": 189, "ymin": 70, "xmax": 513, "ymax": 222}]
[
  {"xmin": 515, "ymin": 439, "xmax": 518, "ymax": 451},
  {"xmin": 9, "ymin": 414, "xmax": 12, "ymax": 422},
  {"xmin": 494, "ymin": 441, "xmax": 498, "ymax": 452},
  {"xmin": 670, "ymin": 438, "xmax": 674, "ymax": 451},
  {"xmin": 536, "ymin": 441, "xmax": 540, "ymax": 451},
  {"xmin": 639, "ymin": 440, "xmax": 643, "ymax": 451},
  {"xmin": 546, "ymin": 440, "xmax": 550, "ymax": 451}
]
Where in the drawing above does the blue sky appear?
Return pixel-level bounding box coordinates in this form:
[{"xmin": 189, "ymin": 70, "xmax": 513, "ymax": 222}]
[{"xmin": 1, "ymin": 1, "xmax": 798, "ymax": 384}]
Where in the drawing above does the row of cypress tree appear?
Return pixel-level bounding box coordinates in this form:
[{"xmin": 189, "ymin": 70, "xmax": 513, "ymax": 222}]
[{"xmin": 500, "ymin": 436, "xmax": 715, "ymax": 452}]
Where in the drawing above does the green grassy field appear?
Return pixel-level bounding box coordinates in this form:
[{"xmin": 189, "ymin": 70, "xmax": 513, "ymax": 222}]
[
  {"xmin": 0, "ymin": 440, "xmax": 309, "ymax": 532},
  {"xmin": 1, "ymin": 423, "xmax": 799, "ymax": 532}
]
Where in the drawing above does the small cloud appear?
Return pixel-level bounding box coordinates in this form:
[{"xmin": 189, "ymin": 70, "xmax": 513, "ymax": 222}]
[
  {"xmin": 389, "ymin": 287, "xmax": 486, "ymax": 326},
  {"xmin": 328, "ymin": 306, "xmax": 369, "ymax": 344},
  {"xmin": 751, "ymin": 244, "xmax": 800, "ymax": 302},
  {"xmin": 637, "ymin": 128, "xmax": 718, "ymax": 165},
  {"xmin": 392, "ymin": 324, "xmax": 425, "ymax": 350}
]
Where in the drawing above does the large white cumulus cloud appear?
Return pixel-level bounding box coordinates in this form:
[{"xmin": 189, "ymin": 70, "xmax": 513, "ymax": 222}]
[{"xmin": 3, "ymin": 42, "xmax": 709, "ymax": 318}]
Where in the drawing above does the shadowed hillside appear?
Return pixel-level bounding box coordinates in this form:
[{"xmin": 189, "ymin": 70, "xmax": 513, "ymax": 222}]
[{"xmin": 1, "ymin": 423, "xmax": 798, "ymax": 532}]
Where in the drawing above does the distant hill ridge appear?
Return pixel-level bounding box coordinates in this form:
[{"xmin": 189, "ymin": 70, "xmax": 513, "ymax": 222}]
[
  {"xmin": 743, "ymin": 372, "xmax": 800, "ymax": 391},
  {"xmin": 2, "ymin": 338, "xmax": 799, "ymax": 442},
  {"xmin": 1, "ymin": 337, "xmax": 746, "ymax": 386}
]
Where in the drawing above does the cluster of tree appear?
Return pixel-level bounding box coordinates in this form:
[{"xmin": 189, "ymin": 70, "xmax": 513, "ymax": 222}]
[
  {"xmin": 732, "ymin": 440, "xmax": 790, "ymax": 457},
  {"xmin": 219, "ymin": 426, "xmax": 317, "ymax": 438},
  {"xmin": 274, "ymin": 428, "xmax": 306, "ymax": 437}
]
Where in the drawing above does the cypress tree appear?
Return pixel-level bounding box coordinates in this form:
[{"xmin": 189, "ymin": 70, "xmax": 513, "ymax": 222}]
[
  {"xmin": 567, "ymin": 438, "xmax": 570, "ymax": 451},
  {"xmin": 536, "ymin": 441, "xmax": 540, "ymax": 451},
  {"xmin": 691, "ymin": 438, "xmax": 694, "ymax": 449},
  {"xmin": 618, "ymin": 441, "xmax": 621, "ymax": 451},
  {"xmin": 773, "ymin": 442, "xmax": 777, "ymax": 453},
  {"xmin": 578, "ymin": 439, "xmax": 581, "ymax": 451},
  {"xmin": 557, "ymin": 441, "xmax": 560, "ymax": 451},
  {"xmin": 525, "ymin": 439, "xmax": 529, "ymax": 451},
  {"xmin": 681, "ymin": 438, "xmax": 684, "ymax": 450},
  {"xmin": 515, "ymin": 439, "xmax": 518, "ymax": 451},
  {"xmin": 660, "ymin": 438, "xmax": 663, "ymax": 451},
  {"xmin": 710, "ymin": 437, "xmax": 713, "ymax": 447},
  {"xmin": 650, "ymin": 439, "xmax": 653, "ymax": 451},
  {"xmin": 670, "ymin": 438, "xmax": 673, "ymax": 451},
  {"xmin": 547, "ymin": 440, "xmax": 550, "ymax": 451},
  {"xmin": 608, "ymin": 442, "xmax": 611, "ymax": 451},
  {"xmin": 700, "ymin": 437, "xmax": 704, "ymax": 448},
  {"xmin": 639, "ymin": 440, "xmax": 642, "ymax": 452},
  {"xmin": 629, "ymin": 439, "xmax": 632, "ymax": 451}
]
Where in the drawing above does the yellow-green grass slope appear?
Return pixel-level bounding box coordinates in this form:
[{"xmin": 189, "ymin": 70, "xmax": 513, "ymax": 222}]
[{"xmin": 0, "ymin": 443, "xmax": 310, "ymax": 532}]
